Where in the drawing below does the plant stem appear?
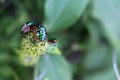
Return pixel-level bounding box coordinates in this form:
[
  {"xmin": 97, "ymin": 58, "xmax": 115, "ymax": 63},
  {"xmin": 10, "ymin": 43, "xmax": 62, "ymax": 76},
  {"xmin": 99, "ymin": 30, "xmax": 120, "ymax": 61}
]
[{"xmin": 112, "ymin": 48, "xmax": 120, "ymax": 80}]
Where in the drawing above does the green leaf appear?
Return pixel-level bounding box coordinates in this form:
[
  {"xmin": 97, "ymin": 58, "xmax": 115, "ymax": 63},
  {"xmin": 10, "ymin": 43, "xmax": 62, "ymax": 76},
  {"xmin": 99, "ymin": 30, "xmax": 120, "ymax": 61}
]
[
  {"xmin": 84, "ymin": 68, "xmax": 116, "ymax": 80},
  {"xmin": 36, "ymin": 53, "xmax": 73, "ymax": 80},
  {"xmin": 92, "ymin": 0, "xmax": 120, "ymax": 46},
  {"xmin": 44, "ymin": 0, "xmax": 89, "ymax": 32},
  {"xmin": 83, "ymin": 43, "xmax": 110, "ymax": 71}
]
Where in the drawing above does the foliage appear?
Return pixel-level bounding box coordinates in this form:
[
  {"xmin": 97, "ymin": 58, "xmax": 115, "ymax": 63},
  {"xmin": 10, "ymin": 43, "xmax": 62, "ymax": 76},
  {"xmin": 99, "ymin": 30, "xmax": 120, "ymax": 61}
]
[{"xmin": 0, "ymin": 0, "xmax": 120, "ymax": 80}]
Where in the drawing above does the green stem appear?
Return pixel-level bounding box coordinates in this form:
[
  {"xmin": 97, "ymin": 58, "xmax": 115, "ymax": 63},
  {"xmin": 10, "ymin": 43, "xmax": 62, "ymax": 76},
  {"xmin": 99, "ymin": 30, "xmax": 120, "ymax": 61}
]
[{"xmin": 112, "ymin": 48, "xmax": 120, "ymax": 80}]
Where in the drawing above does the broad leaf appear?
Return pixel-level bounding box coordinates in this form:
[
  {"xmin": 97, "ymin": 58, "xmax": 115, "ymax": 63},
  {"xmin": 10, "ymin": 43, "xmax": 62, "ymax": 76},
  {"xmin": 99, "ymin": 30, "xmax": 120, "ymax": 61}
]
[
  {"xmin": 36, "ymin": 53, "xmax": 73, "ymax": 80},
  {"xmin": 84, "ymin": 68, "xmax": 116, "ymax": 80},
  {"xmin": 83, "ymin": 43, "xmax": 110, "ymax": 71},
  {"xmin": 45, "ymin": 0, "xmax": 89, "ymax": 32},
  {"xmin": 92, "ymin": 0, "xmax": 120, "ymax": 46}
]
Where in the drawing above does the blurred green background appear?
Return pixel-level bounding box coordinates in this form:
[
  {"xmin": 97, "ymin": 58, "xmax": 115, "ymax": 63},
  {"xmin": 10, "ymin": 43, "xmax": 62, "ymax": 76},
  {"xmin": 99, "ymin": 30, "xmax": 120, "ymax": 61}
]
[{"xmin": 0, "ymin": 0, "xmax": 120, "ymax": 80}]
